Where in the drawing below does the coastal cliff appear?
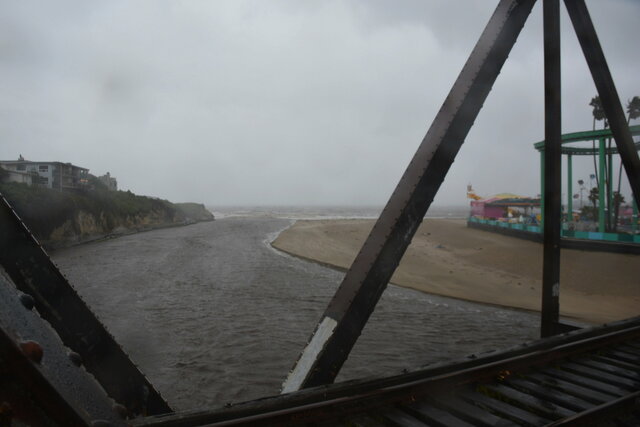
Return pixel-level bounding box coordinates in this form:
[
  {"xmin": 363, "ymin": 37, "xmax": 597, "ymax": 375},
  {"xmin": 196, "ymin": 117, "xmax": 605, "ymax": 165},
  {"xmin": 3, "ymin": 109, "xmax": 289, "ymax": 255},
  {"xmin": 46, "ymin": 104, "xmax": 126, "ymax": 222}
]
[{"xmin": 0, "ymin": 181, "xmax": 213, "ymax": 249}]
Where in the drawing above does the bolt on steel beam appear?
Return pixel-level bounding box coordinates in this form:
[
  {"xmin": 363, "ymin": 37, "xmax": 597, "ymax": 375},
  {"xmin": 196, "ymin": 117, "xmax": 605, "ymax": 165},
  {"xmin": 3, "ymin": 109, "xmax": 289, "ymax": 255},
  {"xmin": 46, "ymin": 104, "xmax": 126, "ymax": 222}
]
[
  {"xmin": 540, "ymin": 0, "xmax": 562, "ymax": 338},
  {"xmin": 564, "ymin": 0, "xmax": 640, "ymax": 206},
  {"xmin": 0, "ymin": 270, "xmax": 129, "ymax": 425},
  {"xmin": 0, "ymin": 324, "xmax": 88, "ymax": 426},
  {"xmin": 282, "ymin": 0, "xmax": 537, "ymax": 392},
  {"xmin": 0, "ymin": 195, "xmax": 172, "ymax": 416}
]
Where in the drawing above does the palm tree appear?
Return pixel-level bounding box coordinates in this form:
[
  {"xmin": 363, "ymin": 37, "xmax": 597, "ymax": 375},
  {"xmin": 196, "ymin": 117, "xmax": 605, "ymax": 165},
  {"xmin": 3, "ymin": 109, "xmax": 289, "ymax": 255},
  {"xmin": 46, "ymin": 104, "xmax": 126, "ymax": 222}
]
[
  {"xmin": 588, "ymin": 186, "xmax": 599, "ymax": 222},
  {"xmin": 577, "ymin": 179, "xmax": 585, "ymax": 209},
  {"xmin": 590, "ymin": 96, "xmax": 607, "ymax": 128},
  {"xmin": 612, "ymin": 192, "xmax": 625, "ymax": 232},
  {"xmin": 628, "ymin": 96, "xmax": 640, "ymax": 123},
  {"xmin": 590, "ymin": 96, "xmax": 613, "ymax": 229},
  {"xmin": 589, "ymin": 96, "xmax": 605, "ymax": 189}
]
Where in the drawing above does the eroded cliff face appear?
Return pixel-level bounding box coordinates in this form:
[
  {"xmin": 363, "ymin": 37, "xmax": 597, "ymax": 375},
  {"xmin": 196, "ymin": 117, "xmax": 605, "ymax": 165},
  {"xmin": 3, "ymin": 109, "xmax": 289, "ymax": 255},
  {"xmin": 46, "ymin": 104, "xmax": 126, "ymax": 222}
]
[
  {"xmin": 0, "ymin": 182, "xmax": 215, "ymax": 249},
  {"xmin": 45, "ymin": 209, "xmax": 191, "ymax": 248}
]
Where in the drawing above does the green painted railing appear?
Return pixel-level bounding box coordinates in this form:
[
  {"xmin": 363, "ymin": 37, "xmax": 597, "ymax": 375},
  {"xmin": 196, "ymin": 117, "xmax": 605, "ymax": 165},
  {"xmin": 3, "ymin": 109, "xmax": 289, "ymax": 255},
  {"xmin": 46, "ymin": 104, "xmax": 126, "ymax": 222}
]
[{"xmin": 468, "ymin": 216, "xmax": 640, "ymax": 243}]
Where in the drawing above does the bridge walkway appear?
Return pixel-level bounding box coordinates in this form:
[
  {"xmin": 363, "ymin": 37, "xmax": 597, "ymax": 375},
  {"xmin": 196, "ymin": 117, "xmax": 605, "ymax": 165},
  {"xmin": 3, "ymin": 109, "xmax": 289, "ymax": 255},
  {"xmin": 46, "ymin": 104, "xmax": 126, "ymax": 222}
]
[{"xmin": 137, "ymin": 317, "xmax": 640, "ymax": 426}]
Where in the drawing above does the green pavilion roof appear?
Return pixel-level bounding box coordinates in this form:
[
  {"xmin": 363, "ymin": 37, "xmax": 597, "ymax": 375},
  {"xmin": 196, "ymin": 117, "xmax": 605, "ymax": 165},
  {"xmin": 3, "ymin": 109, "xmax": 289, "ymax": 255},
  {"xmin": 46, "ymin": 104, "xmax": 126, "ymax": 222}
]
[{"xmin": 533, "ymin": 124, "xmax": 640, "ymax": 155}]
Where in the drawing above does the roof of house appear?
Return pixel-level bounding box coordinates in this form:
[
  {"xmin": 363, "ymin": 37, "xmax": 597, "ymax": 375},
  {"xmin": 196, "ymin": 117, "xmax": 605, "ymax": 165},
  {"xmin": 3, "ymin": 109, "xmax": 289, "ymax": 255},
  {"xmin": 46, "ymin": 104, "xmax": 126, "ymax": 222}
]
[
  {"xmin": 471, "ymin": 193, "xmax": 541, "ymax": 207},
  {"xmin": 0, "ymin": 160, "xmax": 89, "ymax": 171}
]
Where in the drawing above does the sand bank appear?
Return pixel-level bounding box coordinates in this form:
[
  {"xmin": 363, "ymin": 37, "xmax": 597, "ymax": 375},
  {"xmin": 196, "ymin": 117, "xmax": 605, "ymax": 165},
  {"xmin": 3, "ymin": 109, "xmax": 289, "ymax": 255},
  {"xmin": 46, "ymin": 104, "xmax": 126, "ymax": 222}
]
[{"xmin": 272, "ymin": 219, "xmax": 639, "ymax": 324}]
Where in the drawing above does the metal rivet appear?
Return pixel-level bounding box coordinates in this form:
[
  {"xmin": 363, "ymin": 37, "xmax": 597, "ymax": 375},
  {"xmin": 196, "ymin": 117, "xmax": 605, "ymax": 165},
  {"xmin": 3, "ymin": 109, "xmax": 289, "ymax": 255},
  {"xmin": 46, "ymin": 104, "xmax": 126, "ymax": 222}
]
[
  {"xmin": 19, "ymin": 341, "xmax": 43, "ymax": 364},
  {"xmin": 112, "ymin": 403, "xmax": 128, "ymax": 419},
  {"xmin": 68, "ymin": 351, "xmax": 83, "ymax": 367},
  {"xmin": 19, "ymin": 293, "xmax": 34, "ymax": 310}
]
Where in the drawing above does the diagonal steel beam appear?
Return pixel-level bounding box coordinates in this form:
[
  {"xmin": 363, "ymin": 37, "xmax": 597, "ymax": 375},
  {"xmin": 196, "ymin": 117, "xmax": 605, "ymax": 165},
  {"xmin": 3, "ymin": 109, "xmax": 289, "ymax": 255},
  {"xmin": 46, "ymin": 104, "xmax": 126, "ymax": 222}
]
[
  {"xmin": 540, "ymin": 0, "xmax": 562, "ymax": 338},
  {"xmin": 564, "ymin": 0, "xmax": 640, "ymax": 206},
  {"xmin": 0, "ymin": 322, "xmax": 88, "ymax": 426},
  {"xmin": 0, "ymin": 195, "xmax": 172, "ymax": 416},
  {"xmin": 282, "ymin": 0, "xmax": 537, "ymax": 392}
]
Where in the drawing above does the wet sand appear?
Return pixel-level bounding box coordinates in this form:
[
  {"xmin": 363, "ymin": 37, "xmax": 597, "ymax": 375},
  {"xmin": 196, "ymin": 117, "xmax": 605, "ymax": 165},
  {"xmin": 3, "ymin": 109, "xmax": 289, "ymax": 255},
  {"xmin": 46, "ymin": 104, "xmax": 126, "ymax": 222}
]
[{"xmin": 272, "ymin": 219, "xmax": 640, "ymax": 324}]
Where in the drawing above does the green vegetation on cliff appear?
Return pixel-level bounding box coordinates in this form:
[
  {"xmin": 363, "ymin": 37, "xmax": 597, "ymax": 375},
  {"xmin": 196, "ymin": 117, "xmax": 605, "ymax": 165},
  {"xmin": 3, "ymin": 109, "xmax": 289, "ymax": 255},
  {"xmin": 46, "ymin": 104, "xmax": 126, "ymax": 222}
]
[{"xmin": 0, "ymin": 178, "xmax": 213, "ymax": 247}]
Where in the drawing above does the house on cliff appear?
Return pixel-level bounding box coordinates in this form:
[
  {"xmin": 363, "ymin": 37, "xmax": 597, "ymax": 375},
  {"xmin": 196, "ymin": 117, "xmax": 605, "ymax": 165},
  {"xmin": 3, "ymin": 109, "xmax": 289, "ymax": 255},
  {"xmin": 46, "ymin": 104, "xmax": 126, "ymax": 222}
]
[
  {"xmin": 0, "ymin": 156, "xmax": 89, "ymax": 190},
  {"xmin": 98, "ymin": 172, "xmax": 118, "ymax": 191}
]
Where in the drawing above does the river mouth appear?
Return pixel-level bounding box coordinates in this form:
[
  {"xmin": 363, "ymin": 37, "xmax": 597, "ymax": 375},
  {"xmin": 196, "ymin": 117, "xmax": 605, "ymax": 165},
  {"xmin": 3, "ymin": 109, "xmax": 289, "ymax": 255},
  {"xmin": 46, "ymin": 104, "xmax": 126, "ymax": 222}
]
[{"xmin": 52, "ymin": 216, "xmax": 538, "ymax": 411}]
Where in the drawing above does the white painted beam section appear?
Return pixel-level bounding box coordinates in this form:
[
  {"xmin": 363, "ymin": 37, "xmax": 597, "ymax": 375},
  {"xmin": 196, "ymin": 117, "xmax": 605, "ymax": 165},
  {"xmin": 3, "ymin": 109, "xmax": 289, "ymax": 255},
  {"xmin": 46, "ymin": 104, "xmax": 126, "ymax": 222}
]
[{"xmin": 281, "ymin": 316, "xmax": 337, "ymax": 393}]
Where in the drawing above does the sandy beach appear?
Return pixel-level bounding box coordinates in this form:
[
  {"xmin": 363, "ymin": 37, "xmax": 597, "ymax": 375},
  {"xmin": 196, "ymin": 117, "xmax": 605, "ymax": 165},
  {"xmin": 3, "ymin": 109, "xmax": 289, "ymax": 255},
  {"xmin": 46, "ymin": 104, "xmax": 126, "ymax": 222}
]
[{"xmin": 272, "ymin": 219, "xmax": 640, "ymax": 324}]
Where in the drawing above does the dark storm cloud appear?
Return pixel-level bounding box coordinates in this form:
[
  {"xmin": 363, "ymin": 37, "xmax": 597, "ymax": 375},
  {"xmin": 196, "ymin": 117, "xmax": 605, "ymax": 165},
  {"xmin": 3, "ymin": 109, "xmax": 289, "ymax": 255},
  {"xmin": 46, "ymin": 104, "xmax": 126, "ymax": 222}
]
[{"xmin": 0, "ymin": 1, "xmax": 637, "ymax": 206}]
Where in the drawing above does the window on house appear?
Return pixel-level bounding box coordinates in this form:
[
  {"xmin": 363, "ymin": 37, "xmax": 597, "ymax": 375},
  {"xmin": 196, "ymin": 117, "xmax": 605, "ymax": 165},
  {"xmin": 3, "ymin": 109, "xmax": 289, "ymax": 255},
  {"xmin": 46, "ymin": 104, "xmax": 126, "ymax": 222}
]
[
  {"xmin": 39, "ymin": 165, "xmax": 49, "ymax": 172},
  {"xmin": 17, "ymin": 164, "xmax": 26, "ymax": 171}
]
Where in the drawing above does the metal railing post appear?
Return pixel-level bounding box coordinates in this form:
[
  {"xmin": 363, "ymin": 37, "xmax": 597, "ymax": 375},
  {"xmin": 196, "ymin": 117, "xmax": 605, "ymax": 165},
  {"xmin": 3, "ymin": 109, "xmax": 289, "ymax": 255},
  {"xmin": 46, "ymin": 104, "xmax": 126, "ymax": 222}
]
[{"xmin": 540, "ymin": 0, "xmax": 562, "ymax": 338}]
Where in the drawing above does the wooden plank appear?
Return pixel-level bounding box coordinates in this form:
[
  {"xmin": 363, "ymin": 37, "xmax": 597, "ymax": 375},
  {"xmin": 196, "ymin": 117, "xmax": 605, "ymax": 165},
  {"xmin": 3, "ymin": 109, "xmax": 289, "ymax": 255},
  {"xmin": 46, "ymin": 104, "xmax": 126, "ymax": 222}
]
[
  {"xmin": 313, "ymin": 419, "xmax": 349, "ymax": 427},
  {"xmin": 603, "ymin": 349, "xmax": 640, "ymax": 365},
  {"xmin": 540, "ymin": 367, "xmax": 627, "ymax": 397},
  {"xmin": 380, "ymin": 407, "xmax": 430, "ymax": 427},
  {"xmin": 483, "ymin": 383, "xmax": 574, "ymax": 419},
  {"xmin": 544, "ymin": 390, "xmax": 640, "ymax": 426},
  {"xmin": 561, "ymin": 362, "xmax": 640, "ymax": 389},
  {"xmin": 592, "ymin": 355, "xmax": 640, "ymax": 372},
  {"xmin": 622, "ymin": 340, "xmax": 640, "ymax": 350},
  {"xmin": 405, "ymin": 401, "xmax": 476, "ymax": 427},
  {"xmin": 458, "ymin": 390, "xmax": 552, "ymax": 427},
  {"xmin": 615, "ymin": 345, "xmax": 640, "ymax": 359},
  {"xmin": 504, "ymin": 377, "xmax": 592, "ymax": 411},
  {"xmin": 526, "ymin": 372, "xmax": 614, "ymax": 404},
  {"xmin": 347, "ymin": 414, "xmax": 387, "ymax": 427},
  {"xmin": 574, "ymin": 359, "xmax": 640, "ymax": 381},
  {"xmin": 428, "ymin": 395, "xmax": 517, "ymax": 426}
]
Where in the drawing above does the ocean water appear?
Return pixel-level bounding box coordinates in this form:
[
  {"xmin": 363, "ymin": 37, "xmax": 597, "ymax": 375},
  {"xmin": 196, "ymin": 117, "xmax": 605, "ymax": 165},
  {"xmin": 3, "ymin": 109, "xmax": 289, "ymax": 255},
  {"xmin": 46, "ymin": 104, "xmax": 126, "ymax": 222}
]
[
  {"xmin": 52, "ymin": 207, "xmax": 538, "ymax": 412},
  {"xmin": 210, "ymin": 204, "xmax": 471, "ymax": 220}
]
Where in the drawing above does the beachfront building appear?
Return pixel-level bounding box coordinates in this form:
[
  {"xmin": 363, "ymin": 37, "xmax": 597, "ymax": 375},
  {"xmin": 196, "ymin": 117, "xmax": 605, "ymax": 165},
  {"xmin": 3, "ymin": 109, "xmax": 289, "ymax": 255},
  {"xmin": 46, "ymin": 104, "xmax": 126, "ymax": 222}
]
[
  {"xmin": 470, "ymin": 193, "xmax": 541, "ymax": 223},
  {"xmin": 0, "ymin": 156, "xmax": 89, "ymax": 190},
  {"xmin": 0, "ymin": 165, "xmax": 35, "ymax": 185},
  {"xmin": 469, "ymin": 126, "xmax": 640, "ymax": 246},
  {"xmin": 98, "ymin": 172, "xmax": 118, "ymax": 191}
]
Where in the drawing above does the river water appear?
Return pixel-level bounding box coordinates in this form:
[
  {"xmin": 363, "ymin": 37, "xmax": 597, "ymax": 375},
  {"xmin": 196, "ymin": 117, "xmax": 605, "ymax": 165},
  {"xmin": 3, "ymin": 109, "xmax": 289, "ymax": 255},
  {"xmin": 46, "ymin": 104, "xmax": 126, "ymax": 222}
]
[{"xmin": 52, "ymin": 208, "xmax": 539, "ymax": 411}]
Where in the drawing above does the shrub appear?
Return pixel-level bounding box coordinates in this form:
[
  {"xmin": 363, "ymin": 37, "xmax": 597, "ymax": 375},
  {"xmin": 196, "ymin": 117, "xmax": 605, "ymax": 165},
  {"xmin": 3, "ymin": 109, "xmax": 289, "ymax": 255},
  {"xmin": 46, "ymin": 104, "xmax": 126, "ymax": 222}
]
[{"xmin": 0, "ymin": 182, "xmax": 183, "ymax": 240}]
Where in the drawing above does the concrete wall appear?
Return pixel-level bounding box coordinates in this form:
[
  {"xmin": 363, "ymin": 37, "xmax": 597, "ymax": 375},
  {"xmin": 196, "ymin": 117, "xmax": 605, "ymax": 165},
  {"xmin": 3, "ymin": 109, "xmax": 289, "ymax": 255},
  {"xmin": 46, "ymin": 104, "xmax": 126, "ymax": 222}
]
[{"xmin": 3, "ymin": 169, "xmax": 34, "ymax": 185}]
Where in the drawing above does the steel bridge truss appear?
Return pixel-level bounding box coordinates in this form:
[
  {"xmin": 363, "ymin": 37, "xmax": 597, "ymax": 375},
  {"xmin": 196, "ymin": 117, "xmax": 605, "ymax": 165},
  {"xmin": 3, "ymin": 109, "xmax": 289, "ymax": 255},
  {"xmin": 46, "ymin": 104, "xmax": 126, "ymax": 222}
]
[
  {"xmin": 284, "ymin": 0, "xmax": 640, "ymax": 392},
  {"xmin": 0, "ymin": 0, "xmax": 638, "ymax": 425}
]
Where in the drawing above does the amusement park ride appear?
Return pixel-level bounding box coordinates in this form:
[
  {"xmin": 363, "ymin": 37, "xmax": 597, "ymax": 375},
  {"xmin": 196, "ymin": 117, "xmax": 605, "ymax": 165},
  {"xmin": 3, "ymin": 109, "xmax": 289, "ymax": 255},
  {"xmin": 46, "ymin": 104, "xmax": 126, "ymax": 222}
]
[
  {"xmin": 466, "ymin": 185, "xmax": 483, "ymax": 202},
  {"xmin": 1, "ymin": 0, "xmax": 639, "ymax": 425}
]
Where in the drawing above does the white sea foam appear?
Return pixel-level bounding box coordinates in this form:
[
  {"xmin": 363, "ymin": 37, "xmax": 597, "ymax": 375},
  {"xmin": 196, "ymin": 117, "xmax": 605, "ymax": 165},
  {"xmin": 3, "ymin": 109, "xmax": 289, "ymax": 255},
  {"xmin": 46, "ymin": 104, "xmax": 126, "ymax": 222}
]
[{"xmin": 209, "ymin": 205, "xmax": 469, "ymax": 221}]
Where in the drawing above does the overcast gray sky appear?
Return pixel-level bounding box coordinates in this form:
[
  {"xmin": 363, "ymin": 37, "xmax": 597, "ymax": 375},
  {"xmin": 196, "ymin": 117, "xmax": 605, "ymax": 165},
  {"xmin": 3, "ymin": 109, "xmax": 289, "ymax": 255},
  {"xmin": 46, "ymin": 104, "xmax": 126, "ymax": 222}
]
[{"xmin": 1, "ymin": 1, "xmax": 638, "ymax": 206}]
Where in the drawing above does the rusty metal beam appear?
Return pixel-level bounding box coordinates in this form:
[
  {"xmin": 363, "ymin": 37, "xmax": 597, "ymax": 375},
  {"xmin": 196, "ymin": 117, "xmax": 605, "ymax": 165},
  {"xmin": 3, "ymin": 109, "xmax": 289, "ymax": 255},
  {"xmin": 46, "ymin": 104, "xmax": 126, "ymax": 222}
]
[
  {"xmin": 540, "ymin": 0, "xmax": 562, "ymax": 338},
  {"xmin": 0, "ymin": 195, "xmax": 172, "ymax": 416},
  {"xmin": 282, "ymin": 0, "xmax": 537, "ymax": 392},
  {"xmin": 140, "ymin": 317, "xmax": 640, "ymax": 426},
  {"xmin": 0, "ymin": 319, "xmax": 88, "ymax": 426},
  {"xmin": 0, "ymin": 269, "xmax": 129, "ymax": 426},
  {"xmin": 564, "ymin": 0, "xmax": 640, "ymax": 207}
]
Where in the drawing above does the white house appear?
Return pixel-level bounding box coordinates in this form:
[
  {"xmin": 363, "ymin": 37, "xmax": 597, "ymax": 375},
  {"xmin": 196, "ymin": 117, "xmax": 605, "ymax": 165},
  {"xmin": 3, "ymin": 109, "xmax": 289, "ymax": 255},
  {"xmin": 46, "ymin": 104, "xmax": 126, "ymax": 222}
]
[
  {"xmin": 0, "ymin": 156, "xmax": 89, "ymax": 190},
  {"xmin": 98, "ymin": 172, "xmax": 118, "ymax": 191}
]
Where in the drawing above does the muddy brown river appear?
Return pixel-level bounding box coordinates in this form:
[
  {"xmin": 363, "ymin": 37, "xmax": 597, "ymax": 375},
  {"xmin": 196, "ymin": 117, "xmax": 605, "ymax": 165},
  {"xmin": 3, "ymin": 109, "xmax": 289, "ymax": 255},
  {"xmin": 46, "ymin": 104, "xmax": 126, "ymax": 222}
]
[{"xmin": 52, "ymin": 214, "xmax": 538, "ymax": 411}]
